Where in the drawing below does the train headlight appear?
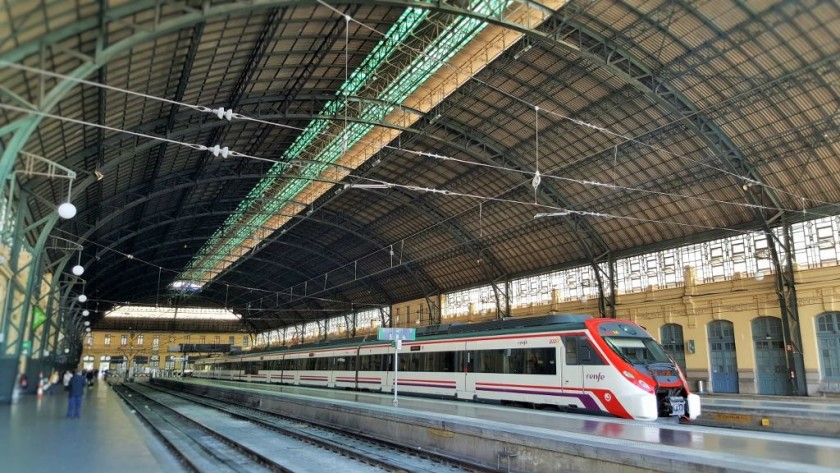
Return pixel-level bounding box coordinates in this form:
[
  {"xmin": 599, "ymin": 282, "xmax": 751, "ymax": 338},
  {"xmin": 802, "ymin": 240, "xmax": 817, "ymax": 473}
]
[
  {"xmin": 623, "ymin": 370, "xmax": 635, "ymax": 379},
  {"xmin": 636, "ymin": 379, "xmax": 653, "ymax": 392}
]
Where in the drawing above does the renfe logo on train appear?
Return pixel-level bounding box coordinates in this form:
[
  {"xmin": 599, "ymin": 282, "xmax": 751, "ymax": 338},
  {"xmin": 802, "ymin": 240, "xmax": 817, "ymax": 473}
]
[{"xmin": 586, "ymin": 373, "xmax": 606, "ymax": 383}]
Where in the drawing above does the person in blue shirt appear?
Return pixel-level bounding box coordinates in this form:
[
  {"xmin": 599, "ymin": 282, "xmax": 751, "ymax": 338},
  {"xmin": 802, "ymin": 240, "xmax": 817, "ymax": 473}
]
[{"xmin": 66, "ymin": 370, "xmax": 86, "ymax": 419}]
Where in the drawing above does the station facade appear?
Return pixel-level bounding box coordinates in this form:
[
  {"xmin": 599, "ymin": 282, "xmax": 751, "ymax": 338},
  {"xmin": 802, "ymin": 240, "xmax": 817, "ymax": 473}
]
[{"xmin": 82, "ymin": 330, "xmax": 253, "ymax": 376}]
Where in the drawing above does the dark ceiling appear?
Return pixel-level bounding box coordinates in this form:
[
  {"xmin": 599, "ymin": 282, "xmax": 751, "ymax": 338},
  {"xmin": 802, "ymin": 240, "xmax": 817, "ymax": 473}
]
[{"xmin": 2, "ymin": 0, "xmax": 838, "ymax": 332}]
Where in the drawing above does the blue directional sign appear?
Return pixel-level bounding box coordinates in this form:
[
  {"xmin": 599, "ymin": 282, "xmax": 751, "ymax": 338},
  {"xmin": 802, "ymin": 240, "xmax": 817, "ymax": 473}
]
[{"xmin": 377, "ymin": 328, "xmax": 416, "ymax": 341}]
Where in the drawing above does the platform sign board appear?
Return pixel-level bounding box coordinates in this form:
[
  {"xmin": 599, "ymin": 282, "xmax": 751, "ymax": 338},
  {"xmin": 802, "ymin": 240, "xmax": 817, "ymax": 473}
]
[
  {"xmin": 377, "ymin": 328, "xmax": 416, "ymax": 341},
  {"xmin": 377, "ymin": 328, "xmax": 416, "ymax": 408}
]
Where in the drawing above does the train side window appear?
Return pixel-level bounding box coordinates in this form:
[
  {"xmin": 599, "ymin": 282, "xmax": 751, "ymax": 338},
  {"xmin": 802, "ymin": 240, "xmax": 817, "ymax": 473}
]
[
  {"xmin": 443, "ymin": 351, "xmax": 456, "ymax": 372},
  {"xmin": 455, "ymin": 352, "xmax": 469, "ymax": 373},
  {"xmin": 405, "ymin": 353, "xmax": 423, "ymax": 372},
  {"xmin": 477, "ymin": 349, "xmax": 504, "ymax": 373},
  {"xmin": 579, "ymin": 337, "xmax": 606, "ymax": 365},
  {"xmin": 526, "ymin": 348, "xmax": 556, "ymax": 374},
  {"xmin": 369, "ymin": 354, "xmax": 383, "ymax": 371},
  {"xmin": 427, "ymin": 351, "xmax": 440, "ymax": 371},
  {"xmin": 509, "ymin": 349, "xmax": 526, "ymax": 374},
  {"xmin": 580, "ymin": 341, "xmax": 592, "ymax": 364},
  {"xmin": 565, "ymin": 337, "xmax": 579, "ymax": 365}
]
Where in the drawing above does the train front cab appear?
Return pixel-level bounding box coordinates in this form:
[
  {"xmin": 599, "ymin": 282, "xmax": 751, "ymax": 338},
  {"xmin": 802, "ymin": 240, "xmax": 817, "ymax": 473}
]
[{"xmin": 588, "ymin": 319, "xmax": 700, "ymax": 421}]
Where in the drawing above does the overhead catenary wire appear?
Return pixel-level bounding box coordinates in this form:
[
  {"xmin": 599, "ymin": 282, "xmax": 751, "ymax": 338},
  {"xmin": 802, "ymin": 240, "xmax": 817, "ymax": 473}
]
[
  {"xmin": 2, "ymin": 56, "xmax": 832, "ymax": 225},
  {"xmin": 1, "ymin": 56, "xmax": 831, "ymax": 215},
  {"xmin": 0, "ymin": 100, "xmax": 818, "ymax": 221}
]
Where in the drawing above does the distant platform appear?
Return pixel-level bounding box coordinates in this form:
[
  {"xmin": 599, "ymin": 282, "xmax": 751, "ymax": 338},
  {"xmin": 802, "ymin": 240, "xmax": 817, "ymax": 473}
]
[
  {"xmin": 0, "ymin": 382, "xmax": 185, "ymax": 473},
  {"xmin": 696, "ymin": 394, "xmax": 840, "ymax": 436}
]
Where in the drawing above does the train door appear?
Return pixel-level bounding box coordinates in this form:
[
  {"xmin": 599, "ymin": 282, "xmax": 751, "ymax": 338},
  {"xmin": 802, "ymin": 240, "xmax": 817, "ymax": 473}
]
[
  {"xmin": 660, "ymin": 324, "xmax": 687, "ymax": 375},
  {"xmin": 708, "ymin": 320, "xmax": 739, "ymax": 393},
  {"xmin": 561, "ymin": 336, "xmax": 584, "ymax": 408},
  {"xmin": 752, "ymin": 317, "xmax": 791, "ymax": 395},
  {"xmin": 459, "ymin": 349, "xmax": 472, "ymax": 400}
]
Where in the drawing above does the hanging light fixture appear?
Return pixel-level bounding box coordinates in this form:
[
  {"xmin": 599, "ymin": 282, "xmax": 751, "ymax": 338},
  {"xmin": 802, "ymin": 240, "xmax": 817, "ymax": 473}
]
[
  {"xmin": 58, "ymin": 202, "xmax": 76, "ymax": 219},
  {"xmin": 71, "ymin": 250, "xmax": 84, "ymax": 276},
  {"xmin": 57, "ymin": 180, "xmax": 76, "ymax": 219},
  {"xmin": 82, "ymin": 310, "xmax": 90, "ymax": 316},
  {"xmin": 78, "ymin": 294, "xmax": 87, "ymax": 303}
]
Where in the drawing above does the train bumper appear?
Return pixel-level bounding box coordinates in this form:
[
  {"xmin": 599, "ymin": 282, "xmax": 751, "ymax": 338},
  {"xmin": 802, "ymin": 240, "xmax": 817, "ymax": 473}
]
[
  {"xmin": 623, "ymin": 393, "xmax": 659, "ymax": 420},
  {"xmin": 687, "ymin": 393, "xmax": 701, "ymax": 420}
]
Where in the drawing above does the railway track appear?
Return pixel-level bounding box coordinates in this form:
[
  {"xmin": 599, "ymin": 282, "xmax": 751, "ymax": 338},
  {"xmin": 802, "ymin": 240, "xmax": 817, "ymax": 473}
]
[{"xmin": 115, "ymin": 382, "xmax": 493, "ymax": 473}]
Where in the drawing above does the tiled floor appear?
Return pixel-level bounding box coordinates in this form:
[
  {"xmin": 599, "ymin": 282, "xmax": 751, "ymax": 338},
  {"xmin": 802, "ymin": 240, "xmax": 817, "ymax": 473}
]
[{"xmin": 0, "ymin": 381, "xmax": 185, "ymax": 472}]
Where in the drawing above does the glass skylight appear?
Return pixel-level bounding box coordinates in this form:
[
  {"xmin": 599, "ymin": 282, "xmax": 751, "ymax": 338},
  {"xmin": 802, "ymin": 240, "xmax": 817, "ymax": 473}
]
[
  {"xmin": 105, "ymin": 305, "xmax": 239, "ymax": 320},
  {"xmin": 179, "ymin": 1, "xmax": 511, "ymax": 287}
]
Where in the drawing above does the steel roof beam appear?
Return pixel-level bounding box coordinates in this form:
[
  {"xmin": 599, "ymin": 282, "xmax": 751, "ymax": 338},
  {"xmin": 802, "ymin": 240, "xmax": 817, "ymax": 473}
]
[
  {"xmin": 82, "ymin": 208, "xmax": 396, "ymax": 308},
  {"xmin": 98, "ymin": 238, "xmax": 370, "ymax": 314}
]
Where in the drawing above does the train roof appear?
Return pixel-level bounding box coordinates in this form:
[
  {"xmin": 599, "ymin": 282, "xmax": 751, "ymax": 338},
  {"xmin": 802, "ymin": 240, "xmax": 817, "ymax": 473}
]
[{"xmin": 214, "ymin": 314, "xmax": 592, "ymax": 359}]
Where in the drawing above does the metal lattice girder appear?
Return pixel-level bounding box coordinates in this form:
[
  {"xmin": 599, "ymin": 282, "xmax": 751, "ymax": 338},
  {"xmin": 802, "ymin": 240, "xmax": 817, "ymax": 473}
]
[
  {"xmin": 73, "ymin": 188, "xmax": 408, "ymax": 304},
  {"xmin": 400, "ymin": 47, "xmax": 624, "ymax": 317},
  {"xmin": 155, "ymin": 7, "xmax": 297, "ymax": 257},
  {"xmin": 0, "ymin": 199, "xmax": 55, "ymax": 402},
  {"xmin": 0, "ymin": 1, "xmax": 561, "ymax": 320},
  {"xmin": 177, "ymin": 0, "xmax": 567, "ymax": 286},
  {"xmin": 518, "ymin": 8, "xmax": 780, "ymax": 210},
  {"xmin": 98, "ymin": 235, "xmax": 387, "ymax": 316}
]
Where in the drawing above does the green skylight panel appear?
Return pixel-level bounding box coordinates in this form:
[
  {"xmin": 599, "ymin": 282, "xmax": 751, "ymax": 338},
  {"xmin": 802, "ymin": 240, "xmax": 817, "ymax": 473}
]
[
  {"xmin": 181, "ymin": 1, "xmax": 510, "ymax": 284},
  {"xmin": 180, "ymin": 7, "xmax": 430, "ymax": 282}
]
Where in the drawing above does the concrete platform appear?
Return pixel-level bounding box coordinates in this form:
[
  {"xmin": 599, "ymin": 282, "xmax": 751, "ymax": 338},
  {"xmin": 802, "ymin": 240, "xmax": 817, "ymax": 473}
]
[
  {"xmin": 697, "ymin": 394, "xmax": 840, "ymax": 436},
  {"xmin": 0, "ymin": 382, "xmax": 185, "ymax": 473}
]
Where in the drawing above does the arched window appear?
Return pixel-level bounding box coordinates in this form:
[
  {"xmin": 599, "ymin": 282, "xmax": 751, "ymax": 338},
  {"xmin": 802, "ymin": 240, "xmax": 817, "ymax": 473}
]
[{"xmin": 816, "ymin": 312, "xmax": 840, "ymax": 381}]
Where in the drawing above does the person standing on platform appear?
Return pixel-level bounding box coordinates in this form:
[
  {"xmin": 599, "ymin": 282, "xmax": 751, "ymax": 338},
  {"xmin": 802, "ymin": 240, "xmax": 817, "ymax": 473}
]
[
  {"xmin": 62, "ymin": 370, "xmax": 72, "ymax": 392},
  {"xmin": 48, "ymin": 371, "xmax": 59, "ymax": 395},
  {"xmin": 66, "ymin": 370, "xmax": 86, "ymax": 419}
]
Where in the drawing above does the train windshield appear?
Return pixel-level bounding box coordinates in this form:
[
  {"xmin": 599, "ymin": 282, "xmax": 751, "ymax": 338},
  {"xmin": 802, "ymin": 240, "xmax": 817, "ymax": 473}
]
[{"xmin": 603, "ymin": 337, "xmax": 671, "ymax": 365}]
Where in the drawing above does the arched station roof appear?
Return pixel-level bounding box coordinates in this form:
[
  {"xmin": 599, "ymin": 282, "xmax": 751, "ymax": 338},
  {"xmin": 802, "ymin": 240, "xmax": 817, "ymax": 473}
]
[{"xmin": 1, "ymin": 0, "xmax": 838, "ymax": 331}]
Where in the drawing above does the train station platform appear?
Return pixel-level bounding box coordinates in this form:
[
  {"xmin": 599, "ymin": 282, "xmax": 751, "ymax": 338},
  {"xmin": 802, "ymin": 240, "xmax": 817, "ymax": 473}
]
[
  {"xmin": 697, "ymin": 393, "xmax": 840, "ymax": 436},
  {"xmin": 0, "ymin": 382, "xmax": 184, "ymax": 473}
]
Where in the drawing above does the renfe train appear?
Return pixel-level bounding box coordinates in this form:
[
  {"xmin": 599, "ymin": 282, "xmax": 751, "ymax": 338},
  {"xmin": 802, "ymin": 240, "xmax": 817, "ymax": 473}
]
[{"xmin": 193, "ymin": 314, "xmax": 700, "ymax": 421}]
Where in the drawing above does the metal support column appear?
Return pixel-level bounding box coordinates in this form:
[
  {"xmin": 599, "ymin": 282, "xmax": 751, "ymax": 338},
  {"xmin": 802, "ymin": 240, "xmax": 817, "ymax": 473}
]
[
  {"xmin": 592, "ymin": 254, "xmax": 617, "ymax": 319},
  {"xmin": 765, "ymin": 221, "xmax": 807, "ymax": 395}
]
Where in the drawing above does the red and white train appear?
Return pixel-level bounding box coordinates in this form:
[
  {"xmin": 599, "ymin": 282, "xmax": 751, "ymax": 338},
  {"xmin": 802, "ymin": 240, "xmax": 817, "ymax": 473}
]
[{"xmin": 193, "ymin": 314, "xmax": 700, "ymax": 421}]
